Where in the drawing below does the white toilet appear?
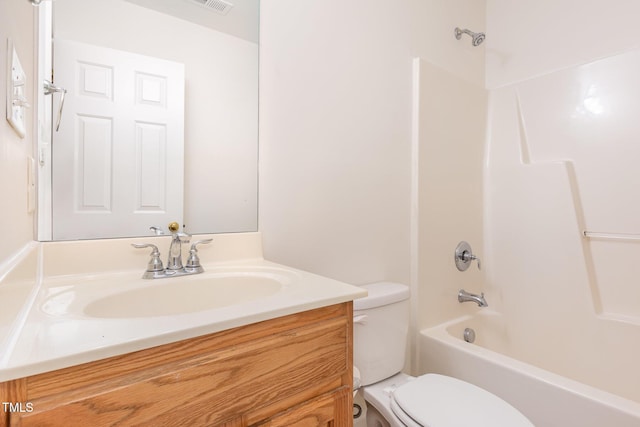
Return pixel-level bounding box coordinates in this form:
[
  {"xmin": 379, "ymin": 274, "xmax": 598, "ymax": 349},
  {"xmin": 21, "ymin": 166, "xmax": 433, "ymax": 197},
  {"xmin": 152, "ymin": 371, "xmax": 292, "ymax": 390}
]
[{"xmin": 353, "ymin": 282, "xmax": 533, "ymax": 427}]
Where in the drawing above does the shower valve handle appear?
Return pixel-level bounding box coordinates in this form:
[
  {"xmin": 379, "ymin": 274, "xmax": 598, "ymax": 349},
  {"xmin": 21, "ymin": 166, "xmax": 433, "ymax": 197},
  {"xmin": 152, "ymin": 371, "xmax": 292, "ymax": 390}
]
[
  {"xmin": 461, "ymin": 251, "xmax": 481, "ymax": 269},
  {"xmin": 454, "ymin": 241, "xmax": 481, "ymax": 271}
]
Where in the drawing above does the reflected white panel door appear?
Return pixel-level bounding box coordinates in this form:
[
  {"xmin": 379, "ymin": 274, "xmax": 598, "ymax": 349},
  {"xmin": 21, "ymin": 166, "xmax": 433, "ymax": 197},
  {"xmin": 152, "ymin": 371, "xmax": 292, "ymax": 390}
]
[{"xmin": 52, "ymin": 39, "xmax": 185, "ymax": 240}]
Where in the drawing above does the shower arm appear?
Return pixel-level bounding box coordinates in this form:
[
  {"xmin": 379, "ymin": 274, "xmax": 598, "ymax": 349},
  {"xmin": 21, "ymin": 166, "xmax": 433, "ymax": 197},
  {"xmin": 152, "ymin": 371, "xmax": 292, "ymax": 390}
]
[
  {"xmin": 455, "ymin": 28, "xmax": 475, "ymax": 39},
  {"xmin": 454, "ymin": 27, "xmax": 485, "ymax": 46}
]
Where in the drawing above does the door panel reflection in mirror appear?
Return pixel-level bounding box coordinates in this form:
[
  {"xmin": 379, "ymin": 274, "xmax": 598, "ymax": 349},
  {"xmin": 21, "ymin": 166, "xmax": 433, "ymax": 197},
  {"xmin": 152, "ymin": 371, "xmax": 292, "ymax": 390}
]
[{"xmin": 52, "ymin": 39, "xmax": 184, "ymax": 240}]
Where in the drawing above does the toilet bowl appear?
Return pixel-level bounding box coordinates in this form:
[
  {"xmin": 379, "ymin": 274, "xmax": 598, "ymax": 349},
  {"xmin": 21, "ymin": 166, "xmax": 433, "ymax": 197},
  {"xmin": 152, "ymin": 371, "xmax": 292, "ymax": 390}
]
[
  {"xmin": 354, "ymin": 282, "xmax": 533, "ymax": 427},
  {"xmin": 360, "ymin": 372, "xmax": 413, "ymax": 427}
]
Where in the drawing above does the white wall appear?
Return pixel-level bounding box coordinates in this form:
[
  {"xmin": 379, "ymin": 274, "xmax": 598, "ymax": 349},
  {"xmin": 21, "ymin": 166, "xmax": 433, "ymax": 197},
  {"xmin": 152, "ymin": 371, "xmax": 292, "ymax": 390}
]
[
  {"xmin": 0, "ymin": 0, "xmax": 35, "ymax": 264},
  {"xmin": 55, "ymin": 0, "xmax": 259, "ymax": 234},
  {"xmin": 259, "ymin": 0, "xmax": 485, "ymax": 287}
]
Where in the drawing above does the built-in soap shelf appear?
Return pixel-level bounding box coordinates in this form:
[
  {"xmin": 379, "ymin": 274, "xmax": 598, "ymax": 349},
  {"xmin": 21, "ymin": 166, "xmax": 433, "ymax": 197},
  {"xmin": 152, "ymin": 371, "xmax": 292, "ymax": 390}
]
[{"xmin": 6, "ymin": 38, "xmax": 29, "ymax": 138}]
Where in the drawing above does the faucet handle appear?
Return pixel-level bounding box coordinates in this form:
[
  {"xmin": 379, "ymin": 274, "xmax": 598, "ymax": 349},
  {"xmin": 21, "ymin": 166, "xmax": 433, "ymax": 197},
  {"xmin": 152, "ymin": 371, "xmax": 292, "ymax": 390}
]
[
  {"xmin": 185, "ymin": 239, "xmax": 212, "ymax": 272},
  {"xmin": 190, "ymin": 239, "xmax": 213, "ymax": 251},
  {"xmin": 131, "ymin": 243, "xmax": 164, "ymax": 272},
  {"xmin": 454, "ymin": 241, "xmax": 481, "ymax": 271},
  {"xmin": 149, "ymin": 226, "xmax": 165, "ymax": 235}
]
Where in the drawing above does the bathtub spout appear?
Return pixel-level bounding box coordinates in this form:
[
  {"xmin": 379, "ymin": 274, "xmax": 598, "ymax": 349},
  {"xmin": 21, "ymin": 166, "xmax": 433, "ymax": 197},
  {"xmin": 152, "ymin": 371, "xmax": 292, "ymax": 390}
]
[{"xmin": 458, "ymin": 289, "xmax": 488, "ymax": 307}]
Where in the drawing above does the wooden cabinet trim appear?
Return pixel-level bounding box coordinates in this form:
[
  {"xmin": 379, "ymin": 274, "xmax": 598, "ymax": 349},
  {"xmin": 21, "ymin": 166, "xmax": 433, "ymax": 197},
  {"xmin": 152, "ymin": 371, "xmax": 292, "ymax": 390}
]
[
  {"xmin": 255, "ymin": 386, "xmax": 352, "ymax": 427},
  {"xmin": 2, "ymin": 303, "xmax": 353, "ymax": 427},
  {"xmin": 27, "ymin": 304, "xmax": 348, "ymax": 399}
]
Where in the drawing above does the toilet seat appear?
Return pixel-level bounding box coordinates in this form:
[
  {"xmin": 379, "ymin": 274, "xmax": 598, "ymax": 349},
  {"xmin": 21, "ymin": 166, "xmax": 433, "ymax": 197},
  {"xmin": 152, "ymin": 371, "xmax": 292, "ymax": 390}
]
[
  {"xmin": 389, "ymin": 398, "xmax": 421, "ymax": 427},
  {"xmin": 391, "ymin": 374, "xmax": 533, "ymax": 427}
]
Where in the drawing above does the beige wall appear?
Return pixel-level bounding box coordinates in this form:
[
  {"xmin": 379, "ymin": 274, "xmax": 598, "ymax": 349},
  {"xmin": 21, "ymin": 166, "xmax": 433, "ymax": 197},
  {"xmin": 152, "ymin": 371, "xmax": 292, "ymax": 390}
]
[
  {"xmin": 415, "ymin": 60, "xmax": 486, "ymax": 329},
  {"xmin": 0, "ymin": 0, "xmax": 35, "ymax": 265},
  {"xmin": 259, "ymin": 0, "xmax": 486, "ymax": 288}
]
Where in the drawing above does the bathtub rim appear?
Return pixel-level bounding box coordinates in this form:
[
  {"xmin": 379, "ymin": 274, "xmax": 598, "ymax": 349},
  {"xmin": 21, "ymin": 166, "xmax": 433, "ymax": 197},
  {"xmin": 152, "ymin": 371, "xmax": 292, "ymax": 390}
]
[{"xmin": 419, "ymin": 312, "xmax": 640, "ymax": 419}]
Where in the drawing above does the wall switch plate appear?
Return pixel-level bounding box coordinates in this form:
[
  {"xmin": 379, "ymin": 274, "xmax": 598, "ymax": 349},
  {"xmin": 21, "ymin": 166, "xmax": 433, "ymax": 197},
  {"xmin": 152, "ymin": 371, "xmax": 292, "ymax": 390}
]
[{"xmin": 6, "ymin": 38, "xmax": 28, "ymax": 138}]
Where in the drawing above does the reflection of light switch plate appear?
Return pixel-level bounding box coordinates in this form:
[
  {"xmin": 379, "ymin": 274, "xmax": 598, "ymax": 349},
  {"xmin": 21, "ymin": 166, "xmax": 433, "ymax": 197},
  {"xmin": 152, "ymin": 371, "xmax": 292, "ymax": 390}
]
[
  {"xmin": 27, "ymin": 156, "xmax": 36, "ymax": 213},
  {"xmin": 6, "ymin": 38, "xmax": 27, "ymax": 138}
]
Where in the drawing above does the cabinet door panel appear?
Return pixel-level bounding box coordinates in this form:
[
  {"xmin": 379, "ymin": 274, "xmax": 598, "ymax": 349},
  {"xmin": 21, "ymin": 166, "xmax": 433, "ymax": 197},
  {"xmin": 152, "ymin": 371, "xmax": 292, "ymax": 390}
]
[{"xmin": 256, "ymin": 387, "xmax": 351, "ymax": 427}]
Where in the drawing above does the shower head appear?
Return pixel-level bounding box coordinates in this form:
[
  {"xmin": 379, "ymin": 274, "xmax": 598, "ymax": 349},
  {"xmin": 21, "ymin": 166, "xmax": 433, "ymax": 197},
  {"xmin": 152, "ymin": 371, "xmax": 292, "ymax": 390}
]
[{"xmin": 454, "ymin": 27, "xmax": 485, "ymax": 47}]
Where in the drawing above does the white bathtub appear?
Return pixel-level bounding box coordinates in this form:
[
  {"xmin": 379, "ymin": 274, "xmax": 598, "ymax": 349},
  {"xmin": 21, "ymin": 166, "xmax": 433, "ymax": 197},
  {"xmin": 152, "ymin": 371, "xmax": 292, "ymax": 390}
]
[{"xmin": 418, "ymin": 311, "xmax": 640, "ymax": 426}]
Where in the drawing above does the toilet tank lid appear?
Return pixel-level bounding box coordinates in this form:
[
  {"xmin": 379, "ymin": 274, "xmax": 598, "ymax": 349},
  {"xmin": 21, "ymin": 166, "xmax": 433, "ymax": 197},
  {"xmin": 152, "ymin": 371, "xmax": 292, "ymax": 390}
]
[{"xmin": 354, "ymin": 282, "xmax": 410, "ymax": 310}]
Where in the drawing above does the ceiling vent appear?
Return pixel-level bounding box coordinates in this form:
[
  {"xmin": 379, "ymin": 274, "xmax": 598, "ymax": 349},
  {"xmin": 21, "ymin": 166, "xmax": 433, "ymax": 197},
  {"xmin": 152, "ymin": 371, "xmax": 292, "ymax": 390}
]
[{"xmin": 190, "ymin": 0, "xmax": 234, "ymax": 15}]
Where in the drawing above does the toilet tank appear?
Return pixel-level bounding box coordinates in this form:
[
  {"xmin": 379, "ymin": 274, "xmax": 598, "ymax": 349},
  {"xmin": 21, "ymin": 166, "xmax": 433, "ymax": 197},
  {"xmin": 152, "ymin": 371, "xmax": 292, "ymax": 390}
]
[{"xmin": 353, "ymin": 282, "xmax": 410, "ymax": 386}]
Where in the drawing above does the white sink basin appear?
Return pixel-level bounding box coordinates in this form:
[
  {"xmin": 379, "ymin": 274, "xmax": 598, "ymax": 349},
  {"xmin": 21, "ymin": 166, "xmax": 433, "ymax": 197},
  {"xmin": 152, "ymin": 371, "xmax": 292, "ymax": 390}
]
[
  {"xmin": 85, "ymin": 275, "xmax": 283, "ymax": 318},
  {"xmin": 41, "ymin": 268, "xmax": 296, "ymax": 318}
]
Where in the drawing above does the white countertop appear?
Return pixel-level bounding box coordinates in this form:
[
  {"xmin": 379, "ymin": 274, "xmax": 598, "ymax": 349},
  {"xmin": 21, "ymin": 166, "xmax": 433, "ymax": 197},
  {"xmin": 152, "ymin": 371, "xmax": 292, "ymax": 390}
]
[{"xmin": 0, "ymin": 258, "xmax": 366, "ymax": 382}]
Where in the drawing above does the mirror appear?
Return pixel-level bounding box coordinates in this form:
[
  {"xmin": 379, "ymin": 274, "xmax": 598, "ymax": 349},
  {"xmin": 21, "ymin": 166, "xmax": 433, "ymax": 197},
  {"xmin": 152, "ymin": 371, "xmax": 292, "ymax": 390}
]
[{"xmin": 38, "ymin": 0, "xmax": 259, "ymax": 240}]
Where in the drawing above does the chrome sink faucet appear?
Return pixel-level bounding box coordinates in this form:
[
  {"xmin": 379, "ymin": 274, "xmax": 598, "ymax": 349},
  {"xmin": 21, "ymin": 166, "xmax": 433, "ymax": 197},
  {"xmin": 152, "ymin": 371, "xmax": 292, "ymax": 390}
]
[
  {"xmin": 132, "ymin": 222, "xmax": 212, "ymax": 279},
  {"xmin": 166, "ymin": 221, "xmax": 190, "ymax": 271},
  {"xmin": 458, "ymin": 289, "xmax": 488, "ymax": 307}
]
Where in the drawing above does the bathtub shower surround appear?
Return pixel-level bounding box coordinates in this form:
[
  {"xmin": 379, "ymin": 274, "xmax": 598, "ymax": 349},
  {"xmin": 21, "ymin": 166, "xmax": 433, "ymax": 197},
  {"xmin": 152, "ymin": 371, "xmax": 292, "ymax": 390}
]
[
  {"xmin": 492, "ymin": 49, "xmax": 640, "ymax": 323},
  {"xmin": 415, "ymin": 46, "xmax": 640, "ymax": 427},
  {"xmin": 412, "ymin": 58, "xmax": 487, "ymax": 331},
  {"xmin": 486, "ymin": 46, "xmax": 640, "ymax": 374}
]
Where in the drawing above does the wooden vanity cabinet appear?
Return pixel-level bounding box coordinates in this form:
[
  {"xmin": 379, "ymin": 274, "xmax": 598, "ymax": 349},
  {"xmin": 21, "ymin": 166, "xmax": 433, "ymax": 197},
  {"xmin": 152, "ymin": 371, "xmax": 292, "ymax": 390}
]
[{"xmin": 0, "ymin": 303, "xmax": 353, "ymax": 427}]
